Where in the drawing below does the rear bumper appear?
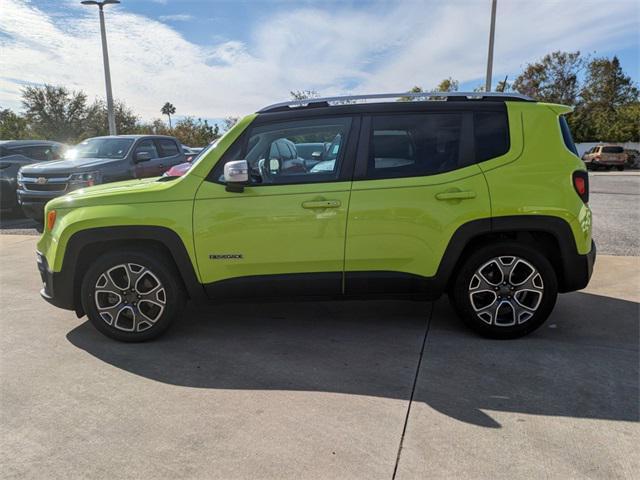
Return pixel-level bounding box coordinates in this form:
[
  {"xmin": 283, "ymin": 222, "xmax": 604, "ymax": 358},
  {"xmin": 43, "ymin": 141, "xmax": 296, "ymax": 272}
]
[
  {"xmin": 36, "ymin": 251, "xmax": 76, "ymax": 311},
  {"xmin": 560, "ymin": 240, "xmax": 596, "ymax": 293}
]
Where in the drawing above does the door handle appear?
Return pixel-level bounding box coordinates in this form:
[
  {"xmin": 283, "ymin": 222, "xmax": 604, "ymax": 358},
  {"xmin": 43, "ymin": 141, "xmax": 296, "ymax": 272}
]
[
  {"xmin": 435, "ymin": 190, "xmax": 477, "ymax": 201},
  {"xmin": 302, "ymin": 200, "xmax": 341, "ymax": 209}
]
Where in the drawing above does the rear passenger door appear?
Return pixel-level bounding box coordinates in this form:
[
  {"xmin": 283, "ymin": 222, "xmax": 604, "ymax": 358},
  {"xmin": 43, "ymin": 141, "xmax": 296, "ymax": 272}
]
[
  {"xmin": 155, "ymin": 138, "xmax": 184, "ymax": 174},
  {"xmin": 344, "ymin": 109, "xmax": 492, "ymax": 294}
]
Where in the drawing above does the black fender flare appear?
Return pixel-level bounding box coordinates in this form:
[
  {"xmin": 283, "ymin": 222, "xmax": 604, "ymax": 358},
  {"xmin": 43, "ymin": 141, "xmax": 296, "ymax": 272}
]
[
  {"xmin": 436, "ymin": 215, "xmax": 593, "ymax": 294},
  {"xmin": 55, "ymin": 226, "xmax": 205, "ymax": 313}
]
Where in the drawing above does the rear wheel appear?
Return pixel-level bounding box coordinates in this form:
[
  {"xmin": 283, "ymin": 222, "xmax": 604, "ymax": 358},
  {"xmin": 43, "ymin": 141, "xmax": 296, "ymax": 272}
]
[
  {"xmin": 616, "ymin": 165, "xmax": 625, "ymax": 171},
  {"xmin": 450, "ymin": 242, "xmax": 558, "ymax": 339},
  {"xmin": 81, "ymin": 250, "xmax": 186, "ymax": 342}
]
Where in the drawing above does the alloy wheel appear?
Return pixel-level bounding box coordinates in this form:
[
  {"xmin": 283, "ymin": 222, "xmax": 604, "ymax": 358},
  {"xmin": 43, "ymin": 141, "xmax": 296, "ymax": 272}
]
[
  {"xmin": 94, "ymin": 263, "xmax": 166, "ymax": 332},
  {"xmin": 468, "ymin": 256, "xmax": 544, "ymax": 327}
]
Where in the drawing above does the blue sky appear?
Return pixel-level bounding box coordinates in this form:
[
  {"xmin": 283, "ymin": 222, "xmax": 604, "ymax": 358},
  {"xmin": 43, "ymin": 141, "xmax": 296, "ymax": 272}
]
[{"xmin": 1, "ymin": 0, "xmax": 638, "ymax": 123}]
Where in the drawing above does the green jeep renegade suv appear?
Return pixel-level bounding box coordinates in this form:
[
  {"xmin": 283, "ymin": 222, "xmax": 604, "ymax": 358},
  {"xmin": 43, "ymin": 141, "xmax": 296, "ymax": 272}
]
[{"xmin": 36, "ymin": 92, "xmax": 595, "ymax": 342}]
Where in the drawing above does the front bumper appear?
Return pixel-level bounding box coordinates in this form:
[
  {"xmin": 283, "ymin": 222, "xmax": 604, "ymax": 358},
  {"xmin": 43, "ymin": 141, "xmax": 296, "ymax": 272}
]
[
  {"xmin": 36, "ymin": 251, "xmax": 76, "ymax": 311},
  {"xmin": 17, "ymin": 189, "xmax": 62, "ymax": 221}
]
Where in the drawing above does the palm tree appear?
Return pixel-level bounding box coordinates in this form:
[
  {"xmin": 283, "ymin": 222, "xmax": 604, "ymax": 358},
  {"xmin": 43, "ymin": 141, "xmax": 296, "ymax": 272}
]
[{"xmin": 161, "ymin": 102, "xmax": 176, "ymax": 129}]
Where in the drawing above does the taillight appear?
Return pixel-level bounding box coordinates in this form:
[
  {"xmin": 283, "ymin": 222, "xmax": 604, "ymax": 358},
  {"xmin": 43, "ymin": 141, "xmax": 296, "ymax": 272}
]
[
  {"xmin": 572, "ymin": 171, "xmax": 589, "ymax": 203},
  {"xmin": 46, "ymin": 210, "xmax": 57, "ymax": 231}
]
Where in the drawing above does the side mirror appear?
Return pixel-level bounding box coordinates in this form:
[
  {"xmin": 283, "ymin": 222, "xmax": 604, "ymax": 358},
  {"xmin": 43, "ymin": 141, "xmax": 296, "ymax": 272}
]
[
  {"xmin": 224, "ymin": 160, "xmax": 249, "ymax": 192},
  {"xmin": 311, "ymin": 151, "xmax": 323, "ymax": 160},
  {"xmin": 135, "ymin": 151, "xmax": 152, "ymax": 162}
]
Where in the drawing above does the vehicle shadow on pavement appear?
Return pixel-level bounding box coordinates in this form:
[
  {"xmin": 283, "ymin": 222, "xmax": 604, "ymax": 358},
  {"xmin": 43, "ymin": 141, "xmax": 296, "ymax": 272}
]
[{"xmin": 66, "ymin": 292, "xmax": 639, "ymax": 428}]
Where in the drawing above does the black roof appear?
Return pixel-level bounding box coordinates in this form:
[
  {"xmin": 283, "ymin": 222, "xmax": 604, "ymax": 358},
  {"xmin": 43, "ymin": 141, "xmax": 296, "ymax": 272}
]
[{"xmin": 0, "ymin": 140, "xmax": 65, "ymax": 148}]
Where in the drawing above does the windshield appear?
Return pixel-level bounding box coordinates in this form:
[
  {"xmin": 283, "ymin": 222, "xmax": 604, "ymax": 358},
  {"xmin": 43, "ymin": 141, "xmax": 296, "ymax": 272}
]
[{"xmin": 66, "ymin": 138, "xmax": 134, "ymax": 160}]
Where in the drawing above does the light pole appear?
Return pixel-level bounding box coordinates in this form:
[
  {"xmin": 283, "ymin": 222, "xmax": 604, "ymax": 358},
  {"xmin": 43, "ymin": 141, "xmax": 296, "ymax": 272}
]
[
  {"xmin": 484, "ymin": 0, "xmax": 497, "ymax": 92},
  {"xmin": 81, "ymin": 0, "xmax": 120, "ymax": 135}
]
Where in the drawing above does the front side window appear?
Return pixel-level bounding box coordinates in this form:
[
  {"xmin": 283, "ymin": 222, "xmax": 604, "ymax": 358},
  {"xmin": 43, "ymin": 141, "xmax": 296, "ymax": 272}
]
[
  {"xmin": 217, "ymin": 117, "xmax": 352, "ymax": 185},
  {"xmin": 66, "ymin": 138, "xmax": 134, "ymax": 160},
  {"xmin": 366, "ymin": 113, "xmax": 464, "ymax": 179}
]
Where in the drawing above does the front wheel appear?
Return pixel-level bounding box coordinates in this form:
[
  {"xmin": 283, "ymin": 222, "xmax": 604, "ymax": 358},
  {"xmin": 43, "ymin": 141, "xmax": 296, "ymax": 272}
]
[
  {"xmin": 81, "ymin": 250, "xmax": 186, "ymax": 342},
  {"xmin": 616, "ymin": 165, "xmax": 625, "ymax": 171},
  {"xmin": 450, "ymin": 242, "xmax": 558, "ymax": 339}
]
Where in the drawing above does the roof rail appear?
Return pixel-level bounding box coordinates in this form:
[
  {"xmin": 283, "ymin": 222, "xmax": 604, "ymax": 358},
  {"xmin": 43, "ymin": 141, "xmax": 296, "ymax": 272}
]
[{"xmin": 258, "ymin": 91, "xmax": 533, "ymax": 113}]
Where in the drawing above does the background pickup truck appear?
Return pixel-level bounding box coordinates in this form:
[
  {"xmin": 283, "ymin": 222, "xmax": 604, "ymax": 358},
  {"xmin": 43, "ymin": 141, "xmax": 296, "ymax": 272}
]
[{"xmin": 17, "ymin": 135, "xmax": 185, "ymax": 221}]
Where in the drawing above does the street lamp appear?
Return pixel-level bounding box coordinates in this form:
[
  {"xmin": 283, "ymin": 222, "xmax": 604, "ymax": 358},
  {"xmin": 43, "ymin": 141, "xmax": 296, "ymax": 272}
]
[
  {"xmin": 81, "ymin": 0, "xmax": 120, "ymax": 135},
  {"xmin": 484, "ymin": 0, "xmax": 497, "ymax": 92}
]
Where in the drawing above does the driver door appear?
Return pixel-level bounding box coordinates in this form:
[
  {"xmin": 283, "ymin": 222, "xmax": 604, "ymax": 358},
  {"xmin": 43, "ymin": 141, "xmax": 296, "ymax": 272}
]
[
  {"xmin": 193, "ymin": 115, "xmax": 359, "ymax": 299},
  {"xmin": 132, "ymin": 139, "xmax": 160, "ymax": 178}
]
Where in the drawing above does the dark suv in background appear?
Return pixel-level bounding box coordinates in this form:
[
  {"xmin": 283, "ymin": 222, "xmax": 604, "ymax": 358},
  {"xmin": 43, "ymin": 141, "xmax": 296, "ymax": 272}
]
[
  {"xmin": 18, "ymin": 135, "xmax": 184, "ymax": 221},
  {"xmin": 0, "ymin": 140, "xmax": 67, "ymax": 215}
]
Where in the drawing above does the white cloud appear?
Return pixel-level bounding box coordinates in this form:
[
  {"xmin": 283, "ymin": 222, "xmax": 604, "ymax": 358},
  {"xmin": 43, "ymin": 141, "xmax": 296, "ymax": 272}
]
[
  {"xmin": 0, "ymin": 0, "xmax": 638, "ymax": 120},
  {"xmin": 158, "ymin": 14, "xmax": 193, "ymax": 22}
]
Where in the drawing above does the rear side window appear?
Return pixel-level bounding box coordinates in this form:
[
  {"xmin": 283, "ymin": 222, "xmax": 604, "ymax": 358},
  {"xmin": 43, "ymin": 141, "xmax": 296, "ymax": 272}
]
[
  {"xmin": 602, "ymin": 146, "xmax": 623, "ymax": 154},
  {"xmin": 157, "ymin": 139, "xmax": 180, "ymax": 157},
  {"xmin": 559, "ymin": 116, "xmax": 578, "ymax": 156},
  {"xmin": 475, "ymin": 112, "xmax": 509, "ymax": 162},
  {"xmin": 366, "ymin": 113, "xmax": 464, "ymax": 179}
]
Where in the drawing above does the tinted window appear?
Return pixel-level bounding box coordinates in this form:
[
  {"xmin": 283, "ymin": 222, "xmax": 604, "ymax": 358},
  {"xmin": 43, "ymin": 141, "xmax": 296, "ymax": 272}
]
[
  {"xmin": 475, "ymin": 112, "xmax": 509, "ymax": 162},
  {"xmin": 366, "ymin": 113, "xmax": 463, "ymax": 178},
  {"xmin": 217, "ymin": 117, "xmax": 352, "ymax": 185},
  {"xmin": 157, "ymin": 139, "xmax": 180, "ymax": 157},
  {"xmin": 559, "ymin": 116, "xmax": 578, "ymax": 156},
  {"xmin": 135, "ymin": 139, "xmax": 159, "ymax": 158},
  {"xmin": 22, "ymin": 146, "xmax": 55, "ymax": 161},
  {"xmin": 602, "ymin": 146, "xmax": 624, "ymax": 154}
]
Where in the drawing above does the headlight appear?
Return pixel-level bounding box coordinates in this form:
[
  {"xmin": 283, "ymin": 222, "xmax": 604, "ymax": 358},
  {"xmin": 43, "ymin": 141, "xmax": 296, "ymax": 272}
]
[{"xmin": 68, "ymin": 171, "xmax": 100, "ymax": 187}]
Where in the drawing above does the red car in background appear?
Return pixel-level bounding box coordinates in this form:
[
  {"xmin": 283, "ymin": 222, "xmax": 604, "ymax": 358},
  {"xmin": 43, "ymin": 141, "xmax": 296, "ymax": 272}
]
[{"xmin": 164, "ymin": 145, "xmax": 207, "ymax": 177}]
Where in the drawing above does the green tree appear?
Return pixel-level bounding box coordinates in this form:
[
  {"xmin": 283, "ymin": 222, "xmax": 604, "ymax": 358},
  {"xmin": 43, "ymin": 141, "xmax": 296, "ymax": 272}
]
[
  {"xmin": 398, "ymin": 86, "xmax": 424, "ymax": 102},
  {"xmin": 434, "ymin": 77, "xmax": 459, "ymax": 92},
  {"xmin": 290, "ymin": 90, "xmax": 320, "ymax": 100},
  {"xmin": 0, "ymin": 107, "xmax": 31, "ymax": 139},
  {"xmin": 161, "ymin": 102, "xmax": 176, "ymax": 129},
  {"xmin": 21, "ymin": 85, "xmax": 88, "ymax": 142},
  {"xmin": 84, "ymin": 99, "xmax": 139, "ymax": 138},
  {"xmin": 171, "ymin": 117, "xmax": 220, "ymax": 147},
  {"xmin": 572, "ymin": 56, "xmax": 640, "ymax": 142},
  {"xmin": 512, "ymin": 51, "xmax": 583, "ymax": 105}
]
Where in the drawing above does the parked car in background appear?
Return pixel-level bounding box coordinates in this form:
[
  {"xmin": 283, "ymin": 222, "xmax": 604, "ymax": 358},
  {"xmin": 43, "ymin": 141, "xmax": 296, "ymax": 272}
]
[
  {"xmin": 582, "ymin": 144, "xmax": 627, "ymax": 170},
  {"xmin": 17, "ymin": 135, "xmax": 184, "ymax": 221},
  {"xmin": 0, "ymin": 140, "xmax": 66, "ymax": 214},
  {"xmin": 164, "ymin": 142, "xmax": 213, "ymax": 177},
  {"xmin": 624, "ymin": 149, "xmax": 638, "ymax": 168}
]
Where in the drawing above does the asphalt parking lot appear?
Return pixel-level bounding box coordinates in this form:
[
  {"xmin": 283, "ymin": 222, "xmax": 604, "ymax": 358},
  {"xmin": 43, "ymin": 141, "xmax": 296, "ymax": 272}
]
[{"xmin": 1, "ymin": 173, "xmax": 639, "ymax": 479}]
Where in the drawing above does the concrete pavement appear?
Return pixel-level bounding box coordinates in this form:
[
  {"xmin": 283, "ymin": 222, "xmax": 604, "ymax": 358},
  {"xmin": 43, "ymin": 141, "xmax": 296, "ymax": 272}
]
[{"xmin": 0, "ymin": 235, "xmax": 638, "ymax": 479}]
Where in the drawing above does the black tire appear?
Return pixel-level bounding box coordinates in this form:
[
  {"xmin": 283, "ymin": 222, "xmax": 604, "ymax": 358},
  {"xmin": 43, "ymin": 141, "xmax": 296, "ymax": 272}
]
[
  {"xmin": 81, "ymin": 249, "xmax": 186, "ymax": 342},
  {"xmin": 449, "ymin": 242, "xmax": 558, "ymax": 339},
  {"xmin": 616, "ymin": 165, "xmax": 624, "ymax": 171}
]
